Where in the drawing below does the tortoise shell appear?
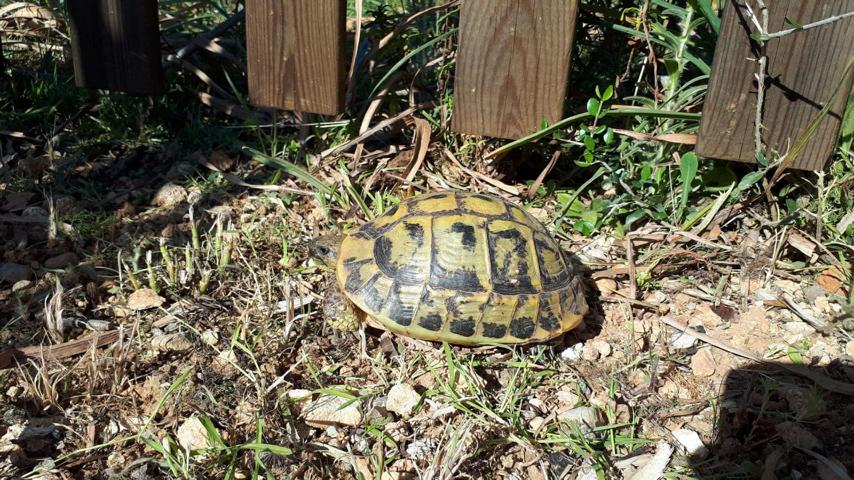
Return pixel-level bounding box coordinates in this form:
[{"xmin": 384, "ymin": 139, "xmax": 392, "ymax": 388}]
[{"xmin": 336, "ymin": 191, "xmax": 587, "ymax": 345}]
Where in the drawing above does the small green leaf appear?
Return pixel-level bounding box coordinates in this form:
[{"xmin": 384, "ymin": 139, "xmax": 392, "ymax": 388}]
[
  {"xmin": 602, "ymin": 85, "xmax": 614, "ymax": 101},
  {"xmin": 787, "ymin": 347, "xmax": 805, "ymax": 365},
  {"xmin": 587, "ymin": 98, "xmax": 601, "ymax": 117},
  {"xmin": 736, "ymin": 170, "xmax": 766, "ymax": 192},
  {"xmin": 678, "ymin": 152, "xmax": 699, "ymax": 217},
  {"xmin": 784, "ymin": 16, "xmax": 804, "ymax": 29},
  {"xmin": 603, "ymin": 128, "xmax": 615, "ymax": 145},
  {"xmin": 583, "ymin": 136, "xmax": 596, "ymax": 151},
  {"xmin": 750, "ymin": 33, "xmax": 769, "ymax": 42},
  {"xmin": 755, "ymin": 151, "xmax": 768, "ymax": 166}
]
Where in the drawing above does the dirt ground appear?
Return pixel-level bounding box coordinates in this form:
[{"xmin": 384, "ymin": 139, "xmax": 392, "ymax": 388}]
[{"xmin": 2, "ymin": 150, "xmax": 853, "ymax": 480}]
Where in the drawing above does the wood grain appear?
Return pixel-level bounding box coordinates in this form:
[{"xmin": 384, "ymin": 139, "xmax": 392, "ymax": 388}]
[
  {"xmin": 0, "ymin": 331, "xmax": 121, "ymax": 370},
  {"xmin": 246, "ymin": 0, "xmax": 346, "ymax": 116},
  {"xmin": 66, "ymin": 0, "xmax": 163, "ymax": 95},
  {"xmin": 697, "ymin": 0, "xmax": 854, "ymax": 170},
  {"xmin": 452, "ymin": 0, "xmax": 579, "ymax": 140}
]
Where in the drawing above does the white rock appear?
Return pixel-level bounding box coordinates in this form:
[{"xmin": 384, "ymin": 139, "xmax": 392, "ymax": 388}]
[
  {"xmin": 670, "ymin": 328, "xmax": 698, "ymax": 350},
  {"xmin": 627, "ymin": 441, "xmax": 674, "ymax": 480},
  {"xmin": 846, "ymin": 341, "xmax": 854, "ymax": 357},
  {"xmin": 286, "ymin": 389, "xmax": 313, "ymax": 403},
  {"xmin": 783, "ymin": 321, "xmax": 816, "ymax": 342},
  {"xmin": 558, "ymin": 406, "xmax": 602, "ymax": 435},
  {"xmin": 556, "ymin": 391, "xmax": 580, "ymax": 408},
  {"xmin": 814, "ymin": 295, "xmax": 831, "ymax": 315},
  {"xmin": 176, "ymin": 415, "xmax": 212, "ymax": 452},
  {"xmin": 386, "ymin": 384, "xmax": 421, "ymax": 418},
  {"xmin": 529, "ymin": 417, "xmax": 547, "ymax": 431},
  {"xmin": 127, "ymin": 288, "xmax": 165, "ymax": 311},
  {"xmin": 593, "ymin": 340, "xmax": 612, "ymax": 358},
  {"xmin": 672, "ymin": 428, "xmax": 708, "ymax": 458},
  {"xmin": 560, "ymin": 343, "xmax": 584, "ymax": 362},
  {"xmin": 304, "ymin": 396, "xmax": 363, "ymax": 427},
  {"xmin": 576, "ymin": 459, "xmax": 598, "ymax": 480},
  {"xmin": 200, "ymin": 330, "xmax": 218, "ymax": 346}
]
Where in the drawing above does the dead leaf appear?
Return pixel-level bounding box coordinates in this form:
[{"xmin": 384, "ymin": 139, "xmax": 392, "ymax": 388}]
[
  {"xmin": 127, "ymin": 288, "xmax": 165, "ymax": 311},
  {"xmin": 403, "ymin": 118, "xmax": 431, "ymax": 184},
  {"xmin": 207, "ymin": 151, "xmax": 235, "ymax": 171},
  {"xmin": 816, "ymin": 265, "xmax": 847, "ymax": 296}
]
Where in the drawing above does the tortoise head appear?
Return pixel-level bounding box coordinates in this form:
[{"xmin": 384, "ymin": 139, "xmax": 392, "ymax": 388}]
[{"xmin": 308, "ymin": 234, "xmax": 344, "ymax": 269}]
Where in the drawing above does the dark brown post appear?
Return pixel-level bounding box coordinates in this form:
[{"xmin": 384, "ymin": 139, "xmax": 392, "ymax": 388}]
[
  {"xmin": 452, "ymin": 0, "xmax": 580, "ymax": 140},
  {"xmin": 697, "ymin": 0, "xmax": 854, "ymax": 170},
  {"xmin": 66, "ymin": 0, "xmax": 164, "ymax": 95},
  {"xmin": 245, "ymin": 0, "xmax": 346, "ymax": 116}
]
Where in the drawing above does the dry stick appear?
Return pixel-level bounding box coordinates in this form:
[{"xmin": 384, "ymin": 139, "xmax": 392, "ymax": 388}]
[
  {"xmin": 527, "ymin": 150, "xmax": 561, "ymax": 200},
  {"xmin": 660, "ymin": 317, "xmax": 854, "ymax": 396},
  {"xmin": 320, "ymin": 103, "xmax": 433, "ymax": 158},
  {"xmin": 344, "ymin": 0, "xmax": 363, "ymax": 109},
  {"xmin": 442, "ymin": 149, "xmax": 520, "ymax": 196},
  {"xmin": 625, "ymin": 235, "xmax": 638, "ymax": 301},
  {"xmin": 751, "ymin": 0, "xmax": 769, "ymax": 159},
  {"xmin": 0, "ymin": 331, "xmax": 122, "ymax": 370},
  {"xmin": 198, "ymin": 159, "xmax": 314, "ymax": 195},
  {"xmin": 163, "ymin": 9, "xmax": 245, "ymax": 67},
  {"xmin": 762, "ymin": 9, "xmax": 854, "ymax": 39}
]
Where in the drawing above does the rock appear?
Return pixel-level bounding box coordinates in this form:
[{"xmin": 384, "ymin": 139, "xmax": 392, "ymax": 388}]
[
  {"xmin": 176, "ymin": 415, "xmax": 212, "ymax": 451},
  {"xmin": 846, "ymin": 341, "xmax": 854, "ymax": 357},
  {"xmin": 44, "ymin": 252, "xmax": 78, "ymax": 269},
  {"xmin": 672, "ymin": 428, "xmax": 708, "ymax": 458},
  {"xmin": 690, "ymin": 304, "xmax": 723, "ymax": 328},
  {"xmin": 581, "ymin": 342, "xmax": 600, "ymax": 361},
  {"xmin": 560, "ymin": 343, "xmax": 583, "ymax": 363},
  {"xmin": 200, "ymin": 330, "xmax": 218, "ymax": 346},
  {"xmin": 556, "ymin": 391, "xmax": 580, "ymax": 408},
  {"xmin": 803, "ymin": 285, "xmax": 827, "ymax": 304},
  {"xmin": 813, "ymin": 295, "xmax": 831, "ymax": 315},
  {"xmin": 627, "ymin": 441, "xmax": 674, "ymax": 480},
  {"xmin": 783, "ymin": 321, "xmax": 816, "ymax": 342},
  {"xmin": 558, "ymin": 406, "xmax": 602, "ymax": 435},
  {"xmin": 405, "ymin": 437, "xmax": 435, "ymax": 461},
  {"xmin": 152, "ymin": 183, "xmax": 187, "ymax": 208},
  {"xmin": 285, "ymin": 389, "xmax": 312, "ymax": 403},
  {"xmin": 775, "ymin": 279, "xmax": 801, "ymax": 295},
  {"xmin": 690, "ymin": 348, "xmax": 717, "ymax": 377},
  {"xmin": 386, "ymin": 384, "xmax": 421, "ymax": 418},
  {"xmin": 593, "ymin": 340, "xmax": 612, "ymax": 358},
  {"xmin": 151, "ymin": 333, "xmax": 192, "ymax": 352},
  {"xmin": 127, "ymin": 288, "xmax": 165, "ymax": 311},
  {"xmin": 304, "ymin": 396, "xmax": 363, "ymax": 428},
  {"xmin": 0, "ymin": 263, "xmax": 31, "ymax": 284},
  {"xmin": 669, "ymin": 326, "xmax": 698, "ymax": 350},
  {"xmin": 575, "ymin": 459, "xmax": 598, "ymax": 480},
  {"xmin": 775, "ymin": 421, "xmax": 820, "ymax": 450},
  {"xmin": 529, "ymin": 416, "xmax": 547, "ymax": 431}
]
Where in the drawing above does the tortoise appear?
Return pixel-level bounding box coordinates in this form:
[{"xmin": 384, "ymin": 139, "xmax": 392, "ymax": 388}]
[{"xmin": 308, "ymin": 191, "xmax": 588, "ymax": 345}]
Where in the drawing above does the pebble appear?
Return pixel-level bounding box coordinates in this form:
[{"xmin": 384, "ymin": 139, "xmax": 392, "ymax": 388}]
[
  {"xmin": 151, "ymin": 333, "xmax": 192, "ymax": 352},
  {"xmin": 846, "ymin": 341, "xmax": 854, "ymax": 357},
  {"xmin": 593, "ymin": 340, "xmax": 612, "ymax": 358},
  {"xmin": 560, "ymin": 343, "xmax": 583, "ymax": 362},
  {"xmin": 304, "ymin": 396, "xmax": 363, "ymax": 428},
  {"xmin": 386, "ymin": 384, "xmax": 421, "ymax": 418},
  {"xmin": 43, "ymin": 252, "xmax": 78, "ymax": 269},
  {"xmin": 0, "ymin": 263, "xmax": 32, "ymax": 284},
  {"xmin": 557, "ymin": 406, "xmax": 602, "ymax": 435},
  {"xmin": 127, "ymin": 288, "xmax": 165, "ymax": 311},
  {"xmin": 690, "ymin": 348, "xmax": 717, "ymax": 377},
  {"xmin": 669, "ymin": 327, "xmax": 698, "ymax": 350},
  {"xmin": 672, "ymin": 428, "xmax": 708, "ymax": 458},
  {"xmin": 594, "ymin": 278, "xmax": 617, "ymax": 293},
  {"xmin": 803, "ymin": 285, "xmax": 827, "ymax": 304},
  {"xmin": 200, "ymin": 330, "xmax": 219, "ymax": 346},
  {"xmin": 813, "ymin": 295, "xmax": 831, "ymax": 315},
  {"xmin": 556, "ymin": 391, "xmax": 580, "ymax": 408},
  {"xmin": 782, "ymin": 321, "xmax": 816, "ymax": 342}
]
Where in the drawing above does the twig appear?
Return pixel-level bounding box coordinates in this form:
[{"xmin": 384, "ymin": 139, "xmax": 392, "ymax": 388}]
[
  {"xmin": 660, "ymin": 317, "xmax": 854, "ymax": 396},
  {"xmin": 442, "ymin": 149, "xmax": 520, "ymax": 196},
  {"xmin": 320, "ymin": 103, "xmax": 434, "ymax": 158},
  {"xmin": 0, "ymin": 331, "xmax": 122, "ymax": 370},
  {"xmin": 748, "ymin": 0, "xmax": 769, "ymax": 158},
  {"xmin": 527, "ymin": 150, "xmax": 561, "ymax": 200},
  {"xmin": 625, "ymin": 236, "xmax": 638, "ymax": 301},
  {"xmin": 198, "ymin": 159, "xmax": 314, "ymax": 195},
  {"xmin": 760, "ymin": 10, "xmax": 854, "ymax": 40},
  {"xmin": 163, "ymin": 10, "xmax": 245, "ymax": 67}
]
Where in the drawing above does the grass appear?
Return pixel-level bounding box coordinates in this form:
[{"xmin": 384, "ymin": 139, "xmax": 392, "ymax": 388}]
[{"xmin": 2, "ymin": 0, "xmax": 854, "ymax": 479}]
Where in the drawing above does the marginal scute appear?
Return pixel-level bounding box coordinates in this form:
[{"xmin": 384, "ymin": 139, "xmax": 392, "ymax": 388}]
[
  {"xmin": 449, "ymin": 318, "xmax": 476, "ymax": 337},
  {"xmin": 538, "ymin": 292, "xmax": 563, "ymax": 331},
  {"xmin": 509, "ymin": 316, "xmax": 536, "ymax": 339},
  {"xmin": 534, "ymin": 231, "xmax": 570, "ymax": 290}
]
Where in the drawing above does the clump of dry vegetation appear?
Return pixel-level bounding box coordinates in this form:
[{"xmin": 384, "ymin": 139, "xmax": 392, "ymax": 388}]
[{"xmin": 1, "ymin": 1, "xmax": 853, "ymax": 479}]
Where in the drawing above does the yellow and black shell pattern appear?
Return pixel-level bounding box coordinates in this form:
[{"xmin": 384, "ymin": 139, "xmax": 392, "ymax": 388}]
[{"xmin": 336, "ymin": 191, "xmax": 588, "ymax": 345}]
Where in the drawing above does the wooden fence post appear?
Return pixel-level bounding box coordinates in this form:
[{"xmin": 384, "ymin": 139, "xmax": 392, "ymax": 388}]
[
  {"xmin": 246, "ymin": 0, "xmax": 346, "ymax": 116},
  {"xmin": 697, "ymin": 0, "xmax": 854, "ymax": 170},
  {"xmin": 452, "ymin": 0, "xmax": 580, "ymax": 140},
  {"xmin": 66, "ymin": 0, "xmax": 164, "ymax": 95}
]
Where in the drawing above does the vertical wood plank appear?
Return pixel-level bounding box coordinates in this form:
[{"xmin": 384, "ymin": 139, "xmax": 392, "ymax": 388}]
[
  {"xmin": 452, "ymin": 0, "xmax": 579, "ymax": 140},
  {"xmin": 697, "ymin": 0, "xmax": 854, "ymax": 170},
  {"xmin": 246, "ymin": 0, "xmax": 346, "ymax": 116},
  {"xmin": 66, "ymin": 0, "xmax": 163, "ymax": 95}
]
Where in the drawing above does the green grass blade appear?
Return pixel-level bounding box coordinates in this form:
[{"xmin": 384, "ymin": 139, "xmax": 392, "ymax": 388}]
[{"xmin": 245, "ymin": 147, "xmax": 332, "ymax": 195}]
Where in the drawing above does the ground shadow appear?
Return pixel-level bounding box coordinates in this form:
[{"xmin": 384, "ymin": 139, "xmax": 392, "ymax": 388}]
[{"xmin": 688, "ymin": 361, "xmax": 854, "ymax": 478}]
